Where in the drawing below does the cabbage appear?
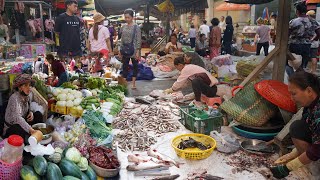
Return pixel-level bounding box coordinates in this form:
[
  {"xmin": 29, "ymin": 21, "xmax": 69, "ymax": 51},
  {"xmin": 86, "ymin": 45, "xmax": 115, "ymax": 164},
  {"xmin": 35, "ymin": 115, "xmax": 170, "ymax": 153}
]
[
  {"xmin": 74, "ymin": 91, "xmax": 83, "ymax": 98},
  {"xmin": 61, "ymin": 89, "xmax": 69, "ymax": 94},
  {"xmin": 66, "ymin": 100, "xmax": 74, "ymax": 107},
  {"xmin": 57, "ymin": 94, "xmax": 67, "ymax": 101},
  {"xmin": 67, "ymin": 94, "xmax": 75, "ymax": 101},
  {"xmin": 52, "ymin": 88, "xmax": 60, "ymax": 96},
  {"xmin": 65, "ymin": 147, "xmax": 81, "ymax": 163},
  {"xmin": 91, "ymin": 89, "xmax": 97, "ymax": 96},
  {"xmin": 81, "ymin": 89, "xmax": 92, "ymax": 97},
  {"xmin": 73, "ymin": 98, "xmax": 82, "ymax": 106},
  {"xmin": 56, "ymin": 101, "xmax": 66, "ymax": 107},
  {"xmin": 77, "ymin": 157, "xmax": 89, "ymax": 171},
  {"xmin": 65, "ymin": 88, "xmax": 73, "ymax": 93}
]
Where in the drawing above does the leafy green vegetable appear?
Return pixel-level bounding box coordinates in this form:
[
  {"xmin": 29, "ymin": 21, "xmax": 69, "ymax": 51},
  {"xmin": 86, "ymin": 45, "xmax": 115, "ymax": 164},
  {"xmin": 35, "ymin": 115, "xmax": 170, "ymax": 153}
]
[
  {"xmin": 82, "ymin": 110, "xmax": 112, "ymax": 141},
  {"xmin": 61, "ymin": 82, "xmax": 78, "ymax": 89},
  {"xmin": 33, "ymin": 77, "xmax": 49, "ymax": 100},
  {"xmin": 86, "ymin": 77, "xmax": 106, "ymax": 89}
]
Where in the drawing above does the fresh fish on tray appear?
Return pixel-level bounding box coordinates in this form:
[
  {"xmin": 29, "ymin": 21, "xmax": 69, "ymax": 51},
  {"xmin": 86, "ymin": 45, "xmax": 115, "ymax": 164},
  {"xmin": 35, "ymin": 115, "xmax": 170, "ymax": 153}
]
[
  {"xmin": 127, "ymin": 161, "xmax": 170, "ymax": 171},
  {"xmin": 152, "ymin": 174, "xmax": 180, "ymax": 180},
  {"xmin": 147, "ymin": 149, "xmax": 180, "ymax": 168}
]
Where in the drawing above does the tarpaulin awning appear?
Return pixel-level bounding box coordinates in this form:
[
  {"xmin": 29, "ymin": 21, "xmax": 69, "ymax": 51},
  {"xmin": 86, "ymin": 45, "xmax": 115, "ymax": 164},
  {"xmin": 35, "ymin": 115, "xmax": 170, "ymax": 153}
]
[
  {"xmin": 216, "ymin": 2, "xmax": 250, "ymax": 11},
  {"xmin": 95, "ymin": 0, "xmax": 208, "ymax": 17},
  {"xmin": 225, "ymin": 0, "xmax": 275, "ymax": 4},
  {"xmin": 307, "ymin": 0, "xmax": 320, "ymax": 4}
]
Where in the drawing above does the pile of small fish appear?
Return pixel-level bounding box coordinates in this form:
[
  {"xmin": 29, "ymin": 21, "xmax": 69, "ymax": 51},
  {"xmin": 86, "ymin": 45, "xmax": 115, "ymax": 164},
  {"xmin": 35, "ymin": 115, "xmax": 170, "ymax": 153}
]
[
  {"xmin": 226, "ymin": 150, "xmax": 272, "ymax": 173},
  {"xmin": 113, "ymin": 101, "xmax": 181, "ymax": 151},
  {"xmin": 186, "ymin": 170, "xmax": 224, "ymax": 180},
  {"xmin": 177, "ymin": 137, "xmax": 211, "ymax": 150}
]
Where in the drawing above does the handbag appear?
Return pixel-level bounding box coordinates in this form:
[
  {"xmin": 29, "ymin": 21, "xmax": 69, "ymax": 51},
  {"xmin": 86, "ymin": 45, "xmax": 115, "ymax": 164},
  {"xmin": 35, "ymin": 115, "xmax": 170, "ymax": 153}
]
[{"xmin": 120, "ymin": 25, "xmax": 137, "ymax": 57}]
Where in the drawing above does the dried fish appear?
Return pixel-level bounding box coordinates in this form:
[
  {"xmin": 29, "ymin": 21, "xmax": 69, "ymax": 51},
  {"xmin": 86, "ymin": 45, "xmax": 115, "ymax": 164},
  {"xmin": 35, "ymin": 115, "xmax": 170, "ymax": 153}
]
[
  {"xmin": 113, "ymin": 101, "xmax": 180, "ymax": 151},
  {"xmin": 127, "ymin": 161, "xmax": 169, "ymax": 171}
]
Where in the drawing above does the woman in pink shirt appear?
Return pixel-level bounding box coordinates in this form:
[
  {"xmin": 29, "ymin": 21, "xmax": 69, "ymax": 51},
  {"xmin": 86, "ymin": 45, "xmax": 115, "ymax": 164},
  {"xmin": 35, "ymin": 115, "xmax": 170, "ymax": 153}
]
[
  {"xmin": 209, "ymin": 18, "xmax": 221, "ymax": 59},
  {"xmin": 88, "ymin": 13, "xmax": 113, "ymax": 60},
  {"xmin": 165, "ymin": 57, "xmax": 218, "ymax": 107}
]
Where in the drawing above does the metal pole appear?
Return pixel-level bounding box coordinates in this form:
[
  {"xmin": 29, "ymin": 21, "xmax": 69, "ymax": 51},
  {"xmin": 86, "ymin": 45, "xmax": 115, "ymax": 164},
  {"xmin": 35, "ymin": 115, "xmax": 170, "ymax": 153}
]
[
  {"xmin": 49, "ymin": 8, "xmax": 53, "ymax": 41},
  {"xmin": 39, "ymin": 3, "xmax": 45, "ymax": 43}
]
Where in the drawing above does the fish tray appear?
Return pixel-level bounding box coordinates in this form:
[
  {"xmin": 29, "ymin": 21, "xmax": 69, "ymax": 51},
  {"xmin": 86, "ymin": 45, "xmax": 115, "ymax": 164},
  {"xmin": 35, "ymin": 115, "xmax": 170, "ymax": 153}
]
[
  {"xmin": 171, "ymin": 133, "xmax": 216, "ymax": 160},
  {"xmin": 179, "ymin": 106, "xmax": 223, "ymax": 135}
]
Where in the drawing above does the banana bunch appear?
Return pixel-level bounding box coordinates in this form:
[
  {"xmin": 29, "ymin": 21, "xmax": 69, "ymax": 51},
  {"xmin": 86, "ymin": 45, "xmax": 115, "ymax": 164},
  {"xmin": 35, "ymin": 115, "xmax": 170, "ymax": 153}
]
[{"xmin": 157, "ymin": 0, "xmax": 174, "ymax": 13}]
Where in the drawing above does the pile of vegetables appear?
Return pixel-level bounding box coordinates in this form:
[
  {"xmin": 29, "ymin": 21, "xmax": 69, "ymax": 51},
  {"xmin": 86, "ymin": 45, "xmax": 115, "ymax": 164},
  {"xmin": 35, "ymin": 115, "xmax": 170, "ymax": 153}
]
[
  {"xmin": 86, "ymin": 77, "xmax": 106, "ymax": 89},
  {"xmin": 20, "ymin": 148, "xmax": 97, "ymax": 180},
  {"xmin": 73, "ymin": 129, "xmax": 97, "ymax": 158},
  {"xmin": 88, "ymin": 146, "xmax": 120, "ymax": 169},
  {"xmin": 32, "ymin": 76, "xmax": 49, "ymax": 100},
  {"xmin": 64, "ymin": 121, "xmax": 86, "ymax": 144},
  {"xmin": 51, "ymin": 88, "xmax": 84, "ymax": 110},
  {"xmin": 61, "ymin": 82, "xmax": 78, "ymax": 90},
  {"xmin": 82, "ymin": 110, "xmax": 112, "ymax": 144},
  {"xmin": 80, "ymin": 96, "xmax": 100, "ymax": 110}
]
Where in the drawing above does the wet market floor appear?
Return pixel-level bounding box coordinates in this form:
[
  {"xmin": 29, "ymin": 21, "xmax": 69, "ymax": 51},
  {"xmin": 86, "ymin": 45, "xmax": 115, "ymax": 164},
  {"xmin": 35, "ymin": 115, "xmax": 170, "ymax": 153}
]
[{"xmin": 127, "ymin": 79, "xmax": 192, "ymax": 97}]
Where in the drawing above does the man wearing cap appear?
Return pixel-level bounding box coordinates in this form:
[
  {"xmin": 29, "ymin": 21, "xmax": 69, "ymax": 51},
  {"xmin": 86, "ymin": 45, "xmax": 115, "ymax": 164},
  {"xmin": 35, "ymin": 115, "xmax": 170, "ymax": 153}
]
[
  {"xmin": 3, "ymin": 74, "xmax": 43, "ymax": 139},
  {"xmin": 55, "ymin": 0, "xmax": 82, "ymax": 59},
  {"xmin": 88, "ymin": 13, "xmax": 113, "ymax": 59},
  {"xmin": 307, "ymin": 10, "xmax": 319, "ymax": 74}
]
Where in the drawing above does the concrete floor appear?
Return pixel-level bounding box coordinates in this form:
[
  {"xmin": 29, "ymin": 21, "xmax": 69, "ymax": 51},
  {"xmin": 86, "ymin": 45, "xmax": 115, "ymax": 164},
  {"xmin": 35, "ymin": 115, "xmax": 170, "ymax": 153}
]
[{"xmin": 127, "ymin": 79, "xmax": 192, "ymax": 97}]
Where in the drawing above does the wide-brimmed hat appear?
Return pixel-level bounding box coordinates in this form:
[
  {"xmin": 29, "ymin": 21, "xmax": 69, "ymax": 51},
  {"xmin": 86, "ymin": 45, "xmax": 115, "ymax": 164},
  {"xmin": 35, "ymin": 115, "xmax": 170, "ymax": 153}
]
[
  {"xmin": 93, "ymin": 13, "xmax": 106, "ymax": 23},
  {"xmin": 307, "ymin": 10, "xmax": 316, "ymax": 16},
  {"xmin": 13, "ymin": 74, "xmax": 35, "ymax": 89}
]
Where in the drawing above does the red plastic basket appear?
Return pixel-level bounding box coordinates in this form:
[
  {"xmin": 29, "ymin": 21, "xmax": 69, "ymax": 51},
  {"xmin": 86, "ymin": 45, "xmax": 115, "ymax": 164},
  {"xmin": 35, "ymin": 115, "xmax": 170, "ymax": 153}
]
[
  {"xmin": 0, "ymin": 139, "xmax": 23, "ymax": 180},
  {"xmin": 254, "ymin": 80, "xmax": 297, "ymax": 113}
]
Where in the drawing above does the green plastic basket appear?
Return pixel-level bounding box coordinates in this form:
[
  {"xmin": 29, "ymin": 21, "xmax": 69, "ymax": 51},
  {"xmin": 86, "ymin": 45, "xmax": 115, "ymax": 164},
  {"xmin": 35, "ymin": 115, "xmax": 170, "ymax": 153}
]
[{"xmin": 179, "ymin": 106, "xmax": 223, "ymax": 135}]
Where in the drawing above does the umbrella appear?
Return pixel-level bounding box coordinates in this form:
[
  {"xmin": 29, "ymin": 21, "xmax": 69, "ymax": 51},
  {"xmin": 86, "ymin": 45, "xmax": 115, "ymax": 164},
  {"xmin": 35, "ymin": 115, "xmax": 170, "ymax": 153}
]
[
  {"xmin": 307, "ymin": 0, "xmax": 320, "ymax": 4},
  {"xmin": 216, "ymin": 2, "xmax": 250, "ymax": 11}
]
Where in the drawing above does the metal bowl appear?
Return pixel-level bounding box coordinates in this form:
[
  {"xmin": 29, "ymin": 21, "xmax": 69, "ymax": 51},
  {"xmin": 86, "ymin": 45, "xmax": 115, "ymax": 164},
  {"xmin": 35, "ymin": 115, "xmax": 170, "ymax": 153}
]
[
  {"xmin": 32, "ymin": 123, "xmax": 55, "ymax": 140},
  {"xmin": 240, "ymin": 139, "xmax": 276, "ymax": 155}
]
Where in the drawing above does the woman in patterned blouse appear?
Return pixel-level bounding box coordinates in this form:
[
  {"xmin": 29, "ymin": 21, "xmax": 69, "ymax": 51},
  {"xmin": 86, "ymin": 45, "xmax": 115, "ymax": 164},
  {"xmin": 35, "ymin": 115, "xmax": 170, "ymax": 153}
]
[
  {"xmin": 119, "ymin": 9, "xmax": 142, "ymax": 89},
  {"xmin": 260, "ymin": 71, "xmax": 320, "ymax": 179},
  {"xmin": 3, "ymin": 74, "xmax": 43, "ymax": 139}
]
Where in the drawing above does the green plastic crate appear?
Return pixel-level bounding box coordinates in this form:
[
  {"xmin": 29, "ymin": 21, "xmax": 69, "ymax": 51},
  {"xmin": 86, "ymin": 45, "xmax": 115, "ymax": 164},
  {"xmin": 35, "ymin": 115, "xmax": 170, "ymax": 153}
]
[{"xmin": 179, "ymin": 106, "xmax": 223, "ymax": 135}]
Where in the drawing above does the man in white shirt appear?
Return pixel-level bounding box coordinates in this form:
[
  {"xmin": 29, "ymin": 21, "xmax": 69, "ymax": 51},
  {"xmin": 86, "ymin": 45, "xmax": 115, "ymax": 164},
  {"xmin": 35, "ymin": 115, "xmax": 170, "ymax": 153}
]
[
  {"xmin": 219, "ymin": 16, "xmax": 226, "ymax": 33},
  {"xmin": 199, "ymin": 20, "xmax": 210, "ymax": 38}
]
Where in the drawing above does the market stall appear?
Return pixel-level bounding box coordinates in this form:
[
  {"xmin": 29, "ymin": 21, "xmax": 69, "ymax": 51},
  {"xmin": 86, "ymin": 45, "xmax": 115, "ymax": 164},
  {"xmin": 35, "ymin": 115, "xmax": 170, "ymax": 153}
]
[{"xmin": 1, "ymin": 1, "xmax": 55, "ymax": 60}]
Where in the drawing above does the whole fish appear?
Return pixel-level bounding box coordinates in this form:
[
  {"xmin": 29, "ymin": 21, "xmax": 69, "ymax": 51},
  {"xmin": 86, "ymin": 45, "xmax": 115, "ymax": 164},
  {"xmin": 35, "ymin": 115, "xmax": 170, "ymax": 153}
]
[
  {"xmin": 152, "ymin": 174, "xmax": 180, "ymax": 180},
  {"xmin": 147, "ymin": 149, "xmax": 179, "ymax": 168},
  {"xmin": 127, "ymin": 154, "xmax": 162, "ymax": 164},
  {"xmin": 127, "ymin": 161, "xmax": 169, "ymax": 171},
  {"xmin": 195, "ymin": 174, "xmax": 224, "ymax": 180}
]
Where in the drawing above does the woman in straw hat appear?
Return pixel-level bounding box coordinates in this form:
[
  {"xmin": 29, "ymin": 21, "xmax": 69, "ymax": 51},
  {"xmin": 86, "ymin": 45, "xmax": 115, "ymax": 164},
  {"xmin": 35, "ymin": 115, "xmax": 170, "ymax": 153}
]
[
  {"xmin": 3, "ymin": 74, "xmax": 43, "ymax": 139},
  {"xmin": 88, "ymin": 13, "xmax": 113, "ymax": 73}
]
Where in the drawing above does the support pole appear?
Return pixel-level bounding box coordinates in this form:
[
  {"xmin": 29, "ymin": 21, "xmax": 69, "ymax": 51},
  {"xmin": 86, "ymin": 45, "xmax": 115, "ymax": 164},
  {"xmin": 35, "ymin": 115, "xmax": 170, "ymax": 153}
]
[
  {"xmin": 272, "ymin": 0, "xmax": 292, "ymax": 81},
  {"xmin": 49, "ymin": 8, "xmax": 53, "ymax": 41},
  {"xmin": 39, "ymin": 3, "xmax": 45, "ymax": 43}
]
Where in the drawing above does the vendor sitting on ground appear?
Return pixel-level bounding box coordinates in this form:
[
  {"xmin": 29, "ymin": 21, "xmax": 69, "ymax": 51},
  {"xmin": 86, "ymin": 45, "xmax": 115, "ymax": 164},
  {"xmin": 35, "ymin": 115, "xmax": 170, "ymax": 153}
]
[
  {"xmin": 165, "ymin": 34, "xmax": 182, "ymax": 54},
  {"xmin": 184, "ymin": 52, "xmax": 206, "ymax": 68},
  {"xmin": 3, "ymin": 74, "xmax": 42, "ymax": 139},
  {"xmin": 46, "ymin": 53, "xmax": 69, "ymax": 87},
  {"xmin": 165, "ymin": 57, "xmax": 218, "ymax": 107},
  {"xmin": 196, "ymin": 33, "xmax": 208, "ymax": 57},
  {"xmin": 260, "ymin": 71, "xmax": 320, "ymax": 179}
]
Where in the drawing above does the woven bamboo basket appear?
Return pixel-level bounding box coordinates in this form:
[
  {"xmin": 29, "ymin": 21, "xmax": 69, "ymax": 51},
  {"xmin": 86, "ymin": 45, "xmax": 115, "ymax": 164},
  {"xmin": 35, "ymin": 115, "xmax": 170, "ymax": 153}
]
[
  {"xmin": 236, "ymin": 58, "xmax": 260, "ymax": 77},
  {"xmin": 31, "ymin": 88, "xmax": 48, "ymax": 121},
  {"xmin": 220, "ymin": 81, "xmax": 277, "ymax": 127}
]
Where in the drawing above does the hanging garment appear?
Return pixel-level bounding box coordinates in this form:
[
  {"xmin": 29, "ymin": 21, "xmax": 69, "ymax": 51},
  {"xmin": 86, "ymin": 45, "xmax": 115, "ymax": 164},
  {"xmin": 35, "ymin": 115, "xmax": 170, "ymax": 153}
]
[
  {"xmin": 34, "ymin": 18, "xmax": 42, "ymax": 33},
  {"xmin": 27, "ymin": 19, "xmax": 36, "ymax": 36},
  {"xmin": 45, "ymin": 19, "xmax": 55, "ymax": 31},
  {"xmin": 10, "ymin": 9, "xmax": 19, "ymax": 29},
  {"xmin": 14, "ymin": 2, "xmax": 25, "ymax": 13}
]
